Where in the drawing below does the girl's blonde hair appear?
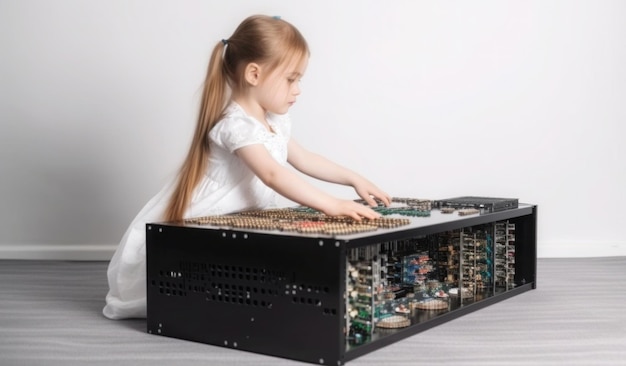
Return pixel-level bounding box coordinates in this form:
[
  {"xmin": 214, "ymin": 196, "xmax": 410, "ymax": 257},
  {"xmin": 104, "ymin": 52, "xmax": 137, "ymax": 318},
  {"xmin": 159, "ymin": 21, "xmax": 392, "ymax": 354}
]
[{"xmin": 163, "ymin": 15, "xmax": 309, "ymax": 222}]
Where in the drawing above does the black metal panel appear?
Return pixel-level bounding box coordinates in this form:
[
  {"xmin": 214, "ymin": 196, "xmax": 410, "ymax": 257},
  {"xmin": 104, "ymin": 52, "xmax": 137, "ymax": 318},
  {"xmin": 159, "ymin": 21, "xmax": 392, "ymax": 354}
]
[
  {"xmin": 146, "ymin": 224, "xmax": 345, "ymax": 365},
  {"xmin": 511, "ymin": 206, "xmax": 538, "ymax": 288}
]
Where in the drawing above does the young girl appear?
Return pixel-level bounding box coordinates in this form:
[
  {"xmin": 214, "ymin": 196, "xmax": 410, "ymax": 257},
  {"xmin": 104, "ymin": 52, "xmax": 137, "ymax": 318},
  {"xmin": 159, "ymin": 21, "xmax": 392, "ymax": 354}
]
[{"xmin": 103, "ymin": 15, "xmax": 390, "ymax": 320}]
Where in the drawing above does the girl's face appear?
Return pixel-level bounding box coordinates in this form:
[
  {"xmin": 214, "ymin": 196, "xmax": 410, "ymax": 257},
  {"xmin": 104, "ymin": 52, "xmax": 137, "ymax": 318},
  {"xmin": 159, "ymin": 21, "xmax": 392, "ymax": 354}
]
[{"xmin": 256, "ymin": 56, "xmax": 308, "ymax": 115}]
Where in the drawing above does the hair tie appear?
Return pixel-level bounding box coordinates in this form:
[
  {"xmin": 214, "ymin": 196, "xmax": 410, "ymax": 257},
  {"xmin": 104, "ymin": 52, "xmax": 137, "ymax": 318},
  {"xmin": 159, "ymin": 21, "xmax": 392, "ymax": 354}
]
[
  {"xmin": 272, "ymin": 15, "xmax": 281, "ymax": 20},
  {"xmin": 221, "ymin": 39, "xmax": 228, "ymax": 45}
]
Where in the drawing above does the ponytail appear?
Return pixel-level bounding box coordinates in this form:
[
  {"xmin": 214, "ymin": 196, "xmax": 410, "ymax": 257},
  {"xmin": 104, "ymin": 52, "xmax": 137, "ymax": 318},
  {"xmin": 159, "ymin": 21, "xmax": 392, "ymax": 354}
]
[{"xmin": 163, "ymin": 41, "xmax": 228, "ymax": 222}]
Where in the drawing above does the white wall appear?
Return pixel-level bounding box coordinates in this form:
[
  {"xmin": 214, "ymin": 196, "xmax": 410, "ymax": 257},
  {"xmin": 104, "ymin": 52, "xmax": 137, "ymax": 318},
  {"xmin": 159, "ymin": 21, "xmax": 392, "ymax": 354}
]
[{"xmin": 1, "ymin": 0, "xmax": 624, "ymax": 260}]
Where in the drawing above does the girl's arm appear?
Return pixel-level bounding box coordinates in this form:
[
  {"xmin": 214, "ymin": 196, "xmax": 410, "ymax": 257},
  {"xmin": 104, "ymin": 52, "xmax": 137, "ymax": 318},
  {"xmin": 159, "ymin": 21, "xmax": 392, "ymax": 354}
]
[
  {"xmin": 235, "ymin": 144, "xmax": 382, "ymax": 220},
  {"xmin": 286, "ymin": 139, "xmax": 391, "ymax": 207}
]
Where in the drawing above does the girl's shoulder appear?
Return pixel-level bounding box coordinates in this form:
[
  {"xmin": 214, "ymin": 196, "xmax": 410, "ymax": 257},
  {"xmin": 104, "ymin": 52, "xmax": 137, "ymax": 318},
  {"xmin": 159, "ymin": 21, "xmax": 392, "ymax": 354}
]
[
  {"xmin": 212, "ymin": 103, "xmax": 256, "ymax": 132},
  {"xmin": 221, "ymin": 102, "xmax": 248, "ymax": 123},
  {"xmin": 215, "ymin": 103, "xmax": 292, "ymax": 137},
  {"xmin": 209, "ymin": 104, "xmax": 274, "ymax": 152}
]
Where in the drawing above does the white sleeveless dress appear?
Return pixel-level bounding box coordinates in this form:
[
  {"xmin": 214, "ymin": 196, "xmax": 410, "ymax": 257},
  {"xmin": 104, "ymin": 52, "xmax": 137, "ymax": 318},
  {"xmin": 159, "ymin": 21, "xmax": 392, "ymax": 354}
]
[{"xmin": 103, "ymin": 103, "xmax": 290, "ymax": 319}]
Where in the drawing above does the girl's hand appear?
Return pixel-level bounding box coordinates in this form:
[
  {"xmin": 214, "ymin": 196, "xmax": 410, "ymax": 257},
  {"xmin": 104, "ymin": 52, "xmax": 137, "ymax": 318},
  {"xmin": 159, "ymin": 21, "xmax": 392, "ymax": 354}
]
[
  {"xmin": 322, "ymin": 199, "xmax": 381, "ymax": 221},
  {"xmin": 353, "ymin": 179, "xmax": 392, "ymax": 208}
]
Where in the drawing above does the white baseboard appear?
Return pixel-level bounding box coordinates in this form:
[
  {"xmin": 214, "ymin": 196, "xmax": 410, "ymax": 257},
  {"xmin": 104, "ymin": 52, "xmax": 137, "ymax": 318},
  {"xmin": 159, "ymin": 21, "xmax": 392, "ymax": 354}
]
[
  {"xmin": 0, "ymin": 242, "xmax": 624, "ymax": 261},
  {"xmin": 0, "ymin": 244, "xmax": 117, "ymax": 261},
  {"xmin": 538, "ymin": 241, "xmax": 626, "ymax": 258}
]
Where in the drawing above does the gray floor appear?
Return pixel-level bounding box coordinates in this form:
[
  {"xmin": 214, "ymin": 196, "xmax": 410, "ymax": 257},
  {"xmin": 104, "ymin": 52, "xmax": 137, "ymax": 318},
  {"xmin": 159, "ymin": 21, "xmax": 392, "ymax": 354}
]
[{"xmin": 1, "ymin": 257, "xmax": 625, "ymax": 366}]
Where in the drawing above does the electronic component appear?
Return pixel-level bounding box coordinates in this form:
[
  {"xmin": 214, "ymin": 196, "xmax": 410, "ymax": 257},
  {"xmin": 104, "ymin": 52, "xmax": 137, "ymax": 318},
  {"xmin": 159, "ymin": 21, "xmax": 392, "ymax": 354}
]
[{"xmin": 434, "ymin": 196, "xmax": 518, "ymax": 214}]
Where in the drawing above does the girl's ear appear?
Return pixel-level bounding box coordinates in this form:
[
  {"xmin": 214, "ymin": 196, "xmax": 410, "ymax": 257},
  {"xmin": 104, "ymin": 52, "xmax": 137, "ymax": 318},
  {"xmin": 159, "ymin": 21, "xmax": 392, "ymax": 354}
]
[{"xmin": 244, "ymin": 62, "xmax": 261, "ymax": 86}]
